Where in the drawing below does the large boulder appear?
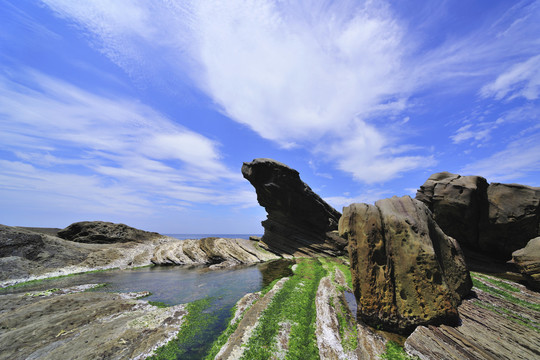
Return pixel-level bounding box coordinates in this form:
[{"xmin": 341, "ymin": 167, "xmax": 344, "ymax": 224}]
[
  {"xmin": 480, "ymin": 183, "xmax": 540, "ymax": 257},
  {"xmin": 416, "ymin": 172, "xmax": 488, "ymax": 250},
  {"xmin": 416, "ymin": 173, "xmax": 540, "ymax": 260},
  {"xmin": 57, "ymin": 221, "xmax": 160, "ymax": 244},
  {"xmin": 512, "ymin": 237, "xmax": 540, "ymax": 291},
  {"xmin": 339, "ymin": 196, "xmax": 471, "ymax": 334},
  {"xmin": 242, "ymin": 158, "xmax": 346, "ymax": 257}
]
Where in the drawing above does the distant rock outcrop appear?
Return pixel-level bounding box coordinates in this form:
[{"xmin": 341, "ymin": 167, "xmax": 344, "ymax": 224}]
[
  {"xmin": 339, "ymin": 196, "xmax": 471, "ymax": 334},
  {"xmin": 242, "ymin": 158, "xmax": 346, "ymax": 257},
  {"xmin": 512, "ymin": 237, "xmax": 540, "ymax": 291},
  {"xmin": 58, "ymin": 221, "xmax": 160, "ymax": 244},
  {"xmin": 416, "ymin": 172, "xmax": 540, "ymax": 259}
]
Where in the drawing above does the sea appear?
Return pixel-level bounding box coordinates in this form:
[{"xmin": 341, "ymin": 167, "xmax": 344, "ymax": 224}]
[{"xmin": 165, "ymin": 233, "xmax": 263, "ymax": 240}]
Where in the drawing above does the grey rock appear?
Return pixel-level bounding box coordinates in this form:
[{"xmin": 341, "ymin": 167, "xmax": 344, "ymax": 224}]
[
  {"xmin": 242, "ymin": 158, "xmax": 345, "ymax": 257},
  {"xmin": 58, "ymin": 221, "xmax": 160, "ymax": 244}
]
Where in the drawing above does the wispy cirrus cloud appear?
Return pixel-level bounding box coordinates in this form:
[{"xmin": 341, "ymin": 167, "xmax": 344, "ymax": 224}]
[
  {"xmin": 0, "ymin": 69, "xmax": 257, "ymax": 217},
  {"xmin": 39, "ymin": 0, "xmax": 540, "ymax": 184}
]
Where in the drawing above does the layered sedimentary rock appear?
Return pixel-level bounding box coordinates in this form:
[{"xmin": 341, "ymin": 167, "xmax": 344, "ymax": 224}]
[
  {"xmin": 339, "ymin": 196, "xmax": 471, "ymax": 334},
  {"xmin": 58, "ymin": 221, "xmax": 160, "ymax": 244},
  {"xmin": 416, "ymin": 172, "xmax": 540, "ymax": 259},
  {"xmin": 242, "ymin": 158, "xmax": 346, "ymax": 257},
  {"xmin": 151, "ymin": 237, "xmax": 279, "ymax": 267},
  {"xmin": 512, "ymin": 237, "xmax": 540, "ymax": 290},
  {"xmin": 0, "ymin": 285, "xmax": 187, "ymax": 360},
  {"xmin": 405, "ymin": 274, "xmax": 540, "ymax": 360},
  {"xmin": 0, "ymin": 224, "xmax": 163, "ymax": 287}
]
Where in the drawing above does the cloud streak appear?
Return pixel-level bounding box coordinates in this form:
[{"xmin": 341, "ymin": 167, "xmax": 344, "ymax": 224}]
[
  {"xmin": 0, "ymin": 69, "xmax": 257, "ymax": 217},
  {"xmin": 39, "ymin": 0, "xmax": 540, "ymax": 184}
]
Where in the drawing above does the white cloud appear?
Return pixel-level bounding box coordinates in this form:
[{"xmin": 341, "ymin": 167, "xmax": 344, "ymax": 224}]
[
  {"xmin": 0, "ymin": 69, "xmax": 257, "ymax": 216},
  {"xmin": 481, "ymin": 55, "xmax": 540, "ymax": 100},
  {"xmin": 460, "ymin": 132, "xmax": 540, "ymax": 183},
  {"xmin": 38, "ymin": 0, "xmax": 540, "ymax": 184}
]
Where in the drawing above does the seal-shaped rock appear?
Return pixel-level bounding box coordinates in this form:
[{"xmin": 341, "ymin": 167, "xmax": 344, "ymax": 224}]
[
  {"xmin": 339, "ymin": 195, "xmax": 471, "ymax": 334},
  {"xmin": 242, "ymin": 158, "xmax": 346, "ymax": 257}
]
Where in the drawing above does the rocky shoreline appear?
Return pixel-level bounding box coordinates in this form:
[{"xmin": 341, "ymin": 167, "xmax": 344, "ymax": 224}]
[{"xmin": 1, "ymin": 160, "xmax": 539, "ymax": 359}]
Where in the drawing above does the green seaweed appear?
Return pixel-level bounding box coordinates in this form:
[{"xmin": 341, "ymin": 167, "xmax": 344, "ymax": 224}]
[
  {"xmin": 380, "ymin": 341, "xmax": 419, "ymax": 360},
  {"xmin": 147, "ymin": 297, "xmax": 217, "ymax": 360},
  {"xmin": 148, "ymin": 301, "xmax": 170, "ymax": 308},
  {"xmin": 240, "ymin": 258, "xmax": 324, "ymax": 360},
  {"xmin": 472, "ymin": 276, "xmax": 540, "ymax": 311},
  {"xmin": 473, "ymin": 300, "xmax": 540, "ymax": 333}
]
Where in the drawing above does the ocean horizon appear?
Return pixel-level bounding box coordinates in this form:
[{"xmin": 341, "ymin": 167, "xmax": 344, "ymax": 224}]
[{"xmin": 165, "ymin": 234, "xmax": 263, "ymax": 240}]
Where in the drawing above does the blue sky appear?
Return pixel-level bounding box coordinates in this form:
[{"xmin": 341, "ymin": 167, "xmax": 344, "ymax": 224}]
[{"xmin": 1, "ymin": 0, "xmax": 539, "ymax": 233}]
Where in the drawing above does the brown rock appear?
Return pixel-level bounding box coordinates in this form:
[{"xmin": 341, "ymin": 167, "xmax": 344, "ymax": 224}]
[
  {"xmin": 416, "ymin": 172, "xmax": 488, "ymax": 250},
  {"xmin": 405, "ymin": 275, "xmax": 540, "ymax": 360},
  {"xmin": 339, "ymin": 196, "xmax": 471, "ymax": 334},
  {"xmin": 242, "ymin": 158, "xmax": 345, "ymax": 257},
  {"xmin": 416, "ymin": 173, "xmax": 540, "ymax": 260},
  {"xmin": 481, "ymin": 183, "xmax": 540, "ymax": 257},
  {"xmin": 512, "ymin": 237, "xmax": 540, "ymax": 290}
]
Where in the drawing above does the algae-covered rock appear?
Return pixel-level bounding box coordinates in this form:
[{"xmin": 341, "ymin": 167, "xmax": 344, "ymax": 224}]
[{"xmin": 339, "ymin": 196, "xmax": 471, "ymax": 333}]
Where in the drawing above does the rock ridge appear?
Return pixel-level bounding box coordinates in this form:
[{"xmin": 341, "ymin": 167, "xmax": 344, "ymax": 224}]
[{"xmin": 242, "ymin": 158, "xmax": 346, "ymax": 257}]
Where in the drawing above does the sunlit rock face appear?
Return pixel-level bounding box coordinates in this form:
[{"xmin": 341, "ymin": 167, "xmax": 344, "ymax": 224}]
[
  {"xmin": 242, "ymin": 158, "xmax": 346, "ymax": 257},
  {"xmin": 339, "ymin": 196, "xmax": 471, "ymax": 334},
  {"xmin": 512, "ymin": 237, "xmax": 540, "ymax": 291},
  {"xmin": 416, "ymin": 172, "xmax": 540, "ymax": 260}
]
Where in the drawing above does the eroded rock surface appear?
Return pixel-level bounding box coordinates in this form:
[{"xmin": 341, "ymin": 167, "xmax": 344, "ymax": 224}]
[
  {"xmin": 339, "ymin": 196, "xmax": 471, "ymax": 334},
  {"xmin": 512, "ymin": 237, "xmax": 540, "ymax": 290},
  {"xmin": 0, "ymin": 224, "xmax": 167, "ymax": 287},
  {"xmin": 405, "ymin": 274, "xmax": 540, "ymax": 360},
  {"xmin": 242, "ymin": 158, "xmax": 345, "ymax": 257},
  {"xmin": 151, "ymin": 237, "xmax": 280, "ymax": 267},
  {"xmin": 416, "ymin": 172, "xmax": 540, "ymax": 259},
  {"xmin": 58, "ymin": 221, "xmax": 160, "ymax": 244},
  {"xmin": 0, "ymin": 285, "xmax": 187, "ymax": 360}
]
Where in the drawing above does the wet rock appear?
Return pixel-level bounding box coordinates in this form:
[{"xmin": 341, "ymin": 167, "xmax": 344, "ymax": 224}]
[
  {"xmin": 58, "ymin": 221, "xmax": 160, "ymax": 244},
  {"xmin": 242, "ymin": 158, "xmax": 345, "ymax": 257},
  {"xmin": 416, "ymin": 173, "xmax": 540, "ymax": 259},
  {"xmin": 151, "ymin": 237, "xmax": 280, "ymax": 266},
  {"xmin": 512, "ymin": 237, "xmax": 540, "ymax": 291},
  {"xmin": 339, "ymin": 196, "xmax": 471, "ymax": 334}
]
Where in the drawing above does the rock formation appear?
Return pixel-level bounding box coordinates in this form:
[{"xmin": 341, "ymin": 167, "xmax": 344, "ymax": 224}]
[
  {"xmin": 339, "ymin": 196, "xmax": 471, "ymax": 334},
  {"xmin": 151, "ymin": 237, "xmax": 280, "ymax": 267},
  {"xmin": 57, "ymin": 221, "xmax": 160, "ymax": 244},
  {"xmin": 405, "ymin": 273, "xmax": 540, "ymax": 360},
  {"xmin": 512, "ymin": 237, "xmax": 540, "ymax": 290},
  {"xmin": 416, "ymin": 172, "xmax": 540, "ymax": 259},
  {"xmin": 242, "ymin": 158, "xmax": 346, "ymax": 257}
]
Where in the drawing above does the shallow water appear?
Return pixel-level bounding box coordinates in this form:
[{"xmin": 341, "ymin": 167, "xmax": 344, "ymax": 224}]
[{"xmin": 1, "ymin": 260, "xmax": 294, "ymax": 359}]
